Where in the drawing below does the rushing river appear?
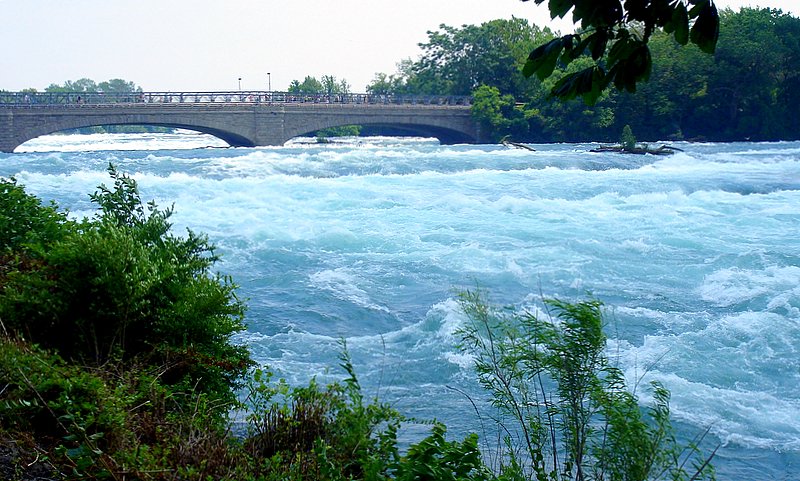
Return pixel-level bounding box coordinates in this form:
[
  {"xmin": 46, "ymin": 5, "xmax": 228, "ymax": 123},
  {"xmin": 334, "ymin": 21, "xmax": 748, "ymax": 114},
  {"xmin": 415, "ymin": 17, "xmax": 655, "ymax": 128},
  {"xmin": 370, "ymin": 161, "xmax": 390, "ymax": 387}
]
[{"xmin": 3, "ymin": 132, "xmax": 799, "ymax": 479}]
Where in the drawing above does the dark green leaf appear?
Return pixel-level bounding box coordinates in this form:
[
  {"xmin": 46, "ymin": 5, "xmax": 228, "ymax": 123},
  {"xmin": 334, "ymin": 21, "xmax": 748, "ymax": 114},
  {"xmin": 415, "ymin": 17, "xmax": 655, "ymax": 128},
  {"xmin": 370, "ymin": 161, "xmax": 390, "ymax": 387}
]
[
  {"xmin": 607, "ymin": 33, "xmax": 637, "ymax": 66},
  {"xmin": 590, "ymin": 29, "xmax": 610, "ymax": 60},
  {"xmin": 652, "ymin": 0, "xmax": 674, "ymax": 27},
  {"xmin": 550, "ymin": 74, "xmax": 576, "ymax": 100},
  {"xmin": 551, "ymin": 66, "xmax": 605, "ymax": 104},
  {"xmin": 629, "ymin": 44, "xmax": 653, "ymax": 83},
  {"xmin": 688, "ymin": 0, "xmax": 706, "ymax": 19},
  {"xmin": 523, "ymin": 38, "xmax": 564, "ymax": 79},
  {"xmin": 624, "ymin": 0, "xmax": 648, "ymax": 22},
  {"xmin": 566, "ymin": 34, "xmax": 592, "ymax": 61},
  {"xmin": 548, "ymin": 0, "xmax": 574, "ymax": 19},
  {"xmin": 690, "ymin": 2, "xmax": 720, "ymax": 53},
  {"xmin": 673, "ymin": 3, "xmax": 690, "ymax": 45}
]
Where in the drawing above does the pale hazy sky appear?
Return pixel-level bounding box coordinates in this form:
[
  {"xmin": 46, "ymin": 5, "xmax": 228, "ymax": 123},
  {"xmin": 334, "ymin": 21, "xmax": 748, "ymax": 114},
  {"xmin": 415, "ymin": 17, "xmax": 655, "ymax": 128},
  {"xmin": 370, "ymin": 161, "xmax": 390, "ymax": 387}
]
[{"xmin": 1, "ymin": 0, "xmax": 796, "ymax": 93}]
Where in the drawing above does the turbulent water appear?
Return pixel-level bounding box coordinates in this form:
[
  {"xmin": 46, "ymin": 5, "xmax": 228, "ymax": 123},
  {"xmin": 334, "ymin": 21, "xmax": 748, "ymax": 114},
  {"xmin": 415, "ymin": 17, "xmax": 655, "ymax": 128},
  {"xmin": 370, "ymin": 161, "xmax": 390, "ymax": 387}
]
[{"xmin": 3, "ymin": 132, "xmax": 799, "ymax": 479}]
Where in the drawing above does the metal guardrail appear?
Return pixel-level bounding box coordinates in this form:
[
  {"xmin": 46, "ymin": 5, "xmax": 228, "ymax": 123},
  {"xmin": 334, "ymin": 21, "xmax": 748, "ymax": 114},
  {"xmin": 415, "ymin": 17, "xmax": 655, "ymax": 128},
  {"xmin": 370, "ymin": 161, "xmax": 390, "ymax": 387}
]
[{"xmin": 0, "ymin": 91, "xmax": 472, "ymax": 107}]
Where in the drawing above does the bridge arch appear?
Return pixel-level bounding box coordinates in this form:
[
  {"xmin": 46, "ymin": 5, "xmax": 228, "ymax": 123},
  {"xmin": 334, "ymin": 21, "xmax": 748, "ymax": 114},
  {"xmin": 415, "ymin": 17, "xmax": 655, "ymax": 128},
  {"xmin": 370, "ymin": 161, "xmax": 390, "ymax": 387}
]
[
  {"xmin": 17, "ymin": 122, "xmax": 255, "ymax": 151},
  {"xmin": 281, "ymin": 106, "xmax": 479, "ymax": 145},
  {"xmin": 292, "ymin": 121, "xmax": 476, "ymax": 144},
  {"xmin": 7, "ymin": 110, "xmax": 257, "ymax": 152}
]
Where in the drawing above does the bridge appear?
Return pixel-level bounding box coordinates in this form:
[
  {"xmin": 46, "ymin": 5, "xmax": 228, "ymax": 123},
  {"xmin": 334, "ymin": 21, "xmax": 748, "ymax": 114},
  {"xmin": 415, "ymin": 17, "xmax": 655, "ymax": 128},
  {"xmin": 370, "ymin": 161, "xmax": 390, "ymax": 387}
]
[{"xmin": 0, "ymin": 91, "xmax": 485, "ymax": 153}]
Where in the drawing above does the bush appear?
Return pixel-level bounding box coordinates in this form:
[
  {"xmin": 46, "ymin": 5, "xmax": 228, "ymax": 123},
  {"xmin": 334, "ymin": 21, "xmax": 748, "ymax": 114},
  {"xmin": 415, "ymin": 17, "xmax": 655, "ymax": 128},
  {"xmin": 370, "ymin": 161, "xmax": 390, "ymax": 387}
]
[
  {"xmin": 0, "ymin": 177, "xmax": 72, "ymax": 253},
  {"xmin": 393, "ymin": 423, "xmax": 490, "ymax": 481},
  {"xmin": 0, "ymin": 336, "xmax": 254, "ymax": 480},
  {"xmin": 0, "ymin": 166, "xmax": 251, "ymax": 405},
  {"xmin": 0, "ymin": 338, "xmax": 131, "ymax": 478},
  {"xmin": 457, "ymin": 290, "xmax": 716, "ymax": 481},
  {"xmin": 244, "ymin": 345, "xmax": 405, "ymax": 480},
  {"xmin": 620, "ymin": 124, "xmax": 636, "ymax": 151}
]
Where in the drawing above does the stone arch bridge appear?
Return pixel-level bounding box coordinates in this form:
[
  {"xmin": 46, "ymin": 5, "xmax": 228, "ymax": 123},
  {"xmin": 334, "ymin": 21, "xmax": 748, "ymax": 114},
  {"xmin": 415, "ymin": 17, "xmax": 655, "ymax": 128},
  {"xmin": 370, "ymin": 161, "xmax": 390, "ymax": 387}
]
[{"xmin": 0, "ymin": 91, "xmax": 485, "ymax": 153}]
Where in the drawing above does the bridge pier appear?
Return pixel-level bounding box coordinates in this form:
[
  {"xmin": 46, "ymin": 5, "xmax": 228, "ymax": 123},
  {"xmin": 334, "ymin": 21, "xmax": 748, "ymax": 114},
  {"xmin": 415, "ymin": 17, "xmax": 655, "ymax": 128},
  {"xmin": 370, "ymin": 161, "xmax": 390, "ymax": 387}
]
[
  {"xmin": 0, "ymin": 111, "xmax": 16, "ymax": 154},
  {"xmin": 252, "ymin": 108, "xmax": 287, "ymax": 147}
]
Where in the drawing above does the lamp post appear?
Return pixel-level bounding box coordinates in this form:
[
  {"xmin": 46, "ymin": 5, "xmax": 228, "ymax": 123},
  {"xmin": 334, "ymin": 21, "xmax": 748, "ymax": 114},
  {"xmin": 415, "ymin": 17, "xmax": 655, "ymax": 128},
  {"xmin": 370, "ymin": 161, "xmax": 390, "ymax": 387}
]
[
  {"xmin": 238, "ymin": 77, "xmax": 242, "ymax": 91},
  {"xmin": 267, "ymin": 72, "xmax": 271, "ymax": 92}
]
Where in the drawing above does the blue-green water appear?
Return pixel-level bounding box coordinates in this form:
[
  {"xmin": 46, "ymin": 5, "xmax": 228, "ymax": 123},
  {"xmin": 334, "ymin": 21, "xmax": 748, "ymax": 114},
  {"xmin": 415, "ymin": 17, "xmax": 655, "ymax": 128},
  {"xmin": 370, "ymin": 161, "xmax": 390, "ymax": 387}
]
[{"xmin": 3, "ymin": 133, "xmax": 799, "ymax": 479}]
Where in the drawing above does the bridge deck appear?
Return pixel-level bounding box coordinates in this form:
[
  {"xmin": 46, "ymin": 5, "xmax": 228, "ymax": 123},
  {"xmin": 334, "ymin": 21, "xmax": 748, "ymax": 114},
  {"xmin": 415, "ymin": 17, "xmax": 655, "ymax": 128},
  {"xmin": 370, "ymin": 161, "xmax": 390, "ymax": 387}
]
[
  {"xmin": 1, "ymin": 91, "xmax": 471, "ymax": 107},
  {"xmin": 0, "ymin": 91, "xmax": 483, "ymax": 152}
]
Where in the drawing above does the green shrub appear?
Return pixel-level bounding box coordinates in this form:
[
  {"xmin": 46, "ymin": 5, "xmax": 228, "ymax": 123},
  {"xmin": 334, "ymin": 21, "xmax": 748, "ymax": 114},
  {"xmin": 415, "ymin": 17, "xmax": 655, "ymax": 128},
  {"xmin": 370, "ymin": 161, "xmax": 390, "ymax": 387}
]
[
  {"xmin": 471, "ymin": 85, "xmax": 529, "ymax": 143},
  {"xmin": 0, "ymin": 336, "xmax": 255, "ymax": 480},
  {"xmin": 240, "ymin": 345, "xmax": 502, "ymax": 481},
  {"xmin": 0, "ymin": 338, "xmax": 132, "ymax": 477},
  {"xmin": 393, "ymin": 423, "xmax": 491, "ymax": 481},
  {"xmin": 244, "ymin": 345, "xmax": 405, "ymax": 480},
  {"xmin": 0, "ymin": 166, "xmax": 251, "ymax": 405},
  {"xmin": 457, "ymin": 291, "xmax": 716, "ymax": 481},
  {"xmin": 620, "ymin": 124, "xmax": 636, "ymax": 151},
  {"xmin": 0, "ymin": 177, "xmax": 72, "ymax": 254}
]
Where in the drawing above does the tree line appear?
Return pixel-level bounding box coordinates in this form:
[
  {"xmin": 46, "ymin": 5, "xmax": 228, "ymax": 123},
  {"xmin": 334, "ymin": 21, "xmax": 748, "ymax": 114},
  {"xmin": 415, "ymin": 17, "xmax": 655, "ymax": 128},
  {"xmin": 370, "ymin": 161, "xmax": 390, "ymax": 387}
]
[
  {"xmin": 21, "ymin": 78, "xmax": 170, "ymax": 135},
  {"xmin": 367, "ymin": 7, "xmax": 800, "ymax": 143}
]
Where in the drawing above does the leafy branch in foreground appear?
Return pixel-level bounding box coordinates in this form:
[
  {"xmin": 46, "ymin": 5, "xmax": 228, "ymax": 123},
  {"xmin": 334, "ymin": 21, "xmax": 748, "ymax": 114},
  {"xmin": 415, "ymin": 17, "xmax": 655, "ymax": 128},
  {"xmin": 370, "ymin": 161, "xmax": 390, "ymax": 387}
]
[
  {"xmin": 457, "ymin": 290, "xmax": 716, "ymax": 481},
  {"xmin": 522, "ymin": 0, "xmax": 720, "ymax": 104}
]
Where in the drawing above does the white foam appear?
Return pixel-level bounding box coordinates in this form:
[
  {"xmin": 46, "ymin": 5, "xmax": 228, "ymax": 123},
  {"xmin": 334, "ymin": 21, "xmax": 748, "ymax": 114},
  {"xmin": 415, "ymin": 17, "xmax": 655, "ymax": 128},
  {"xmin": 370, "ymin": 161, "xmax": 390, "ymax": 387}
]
[
  {"xmin": 699, "ymin": 266, "xmax": 800, "ymax": 308},
  {"xmin": 308, "ymin": 268, "xmax": 390, "ymax": 313},
  {"xmin": 16, "ymin": 131, "xmax": 227, "ymax": 152},
  {"xmin": 642, "ymin": 372, "xmax": 800, "ymax": 451}
]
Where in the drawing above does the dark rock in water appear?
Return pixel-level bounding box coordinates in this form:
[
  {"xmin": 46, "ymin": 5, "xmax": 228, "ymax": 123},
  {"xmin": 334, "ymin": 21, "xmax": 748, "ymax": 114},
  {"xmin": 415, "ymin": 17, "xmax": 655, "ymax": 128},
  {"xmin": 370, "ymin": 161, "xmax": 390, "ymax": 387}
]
[
  {"xmin": 501, "ymin": 139, "xmax": 536, "ymax": 151},
  {"xmin": 590, "ymin": 144, "xmax": 681, "ymax": 155}
]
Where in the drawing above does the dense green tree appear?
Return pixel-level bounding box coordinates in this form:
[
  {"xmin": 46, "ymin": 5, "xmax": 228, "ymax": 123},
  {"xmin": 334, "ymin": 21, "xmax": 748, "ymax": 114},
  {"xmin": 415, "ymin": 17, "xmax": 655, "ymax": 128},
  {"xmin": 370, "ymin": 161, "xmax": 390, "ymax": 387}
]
[
  {"xmin": 322, "ymin": 74, "xmax": 351, "ymax": 95},
  {"xmin": 399, "ymin": 18, "xmax": 555, "ymax": 96},
  {"xmin": 366, "ymin": 71, "xmax": 407, "ymax": 95},
  {"xmin": 44, "ymin": 78, "xmax": 141, "ymax": 94},
  {"xmin": 526, "ymin": 56, "xmax": 617, "ymax": 141},
  {"xmin": 287, "ymin": 75, "xmax": 351, "ymax": 95},
  {"xmin": 609, "ymin": 30, "xmax": 714, "ymax": 140},
  {"xmin": 44, "ymin": 78, "xmax": 97, "ymax": 93},
  {"xmin": 286, "ymin": 75, "xmax": 360, "ymax": 138},
  {"xmin": 370, "ymin": 18, "xmax": 621, "ymax": 142},
  {"xmin": 98, "ymin": 78, "xmax": 140, "ymax": 93},
  {"xmin": 41, "ymin": 78, "xmax": 158, "ymax": 134},
  {"xmin": 698, "ymin": 8, "xmax": 799, "ymax": 140},
  {"xmin": 774, "ymin": 11, "xmax": 800, "ymax": 137},
  {"xmin": 471, "ymin": 85, "xmax": 529, "ymax": 142},
  {"xmin": 288, "ymin": 75, "xmax": 324, "ymax": 94},
  {"xmin": 609, "ymin": 8, "xmax": 800, "ymax": 141}
]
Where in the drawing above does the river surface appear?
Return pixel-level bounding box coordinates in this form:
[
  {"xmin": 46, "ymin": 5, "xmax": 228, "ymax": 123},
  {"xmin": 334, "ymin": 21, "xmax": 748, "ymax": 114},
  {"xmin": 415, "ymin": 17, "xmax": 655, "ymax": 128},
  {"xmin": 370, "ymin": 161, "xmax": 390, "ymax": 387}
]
[{"xmin": 3, "ymin": 132, "xmax": 799, "ymax": 480}]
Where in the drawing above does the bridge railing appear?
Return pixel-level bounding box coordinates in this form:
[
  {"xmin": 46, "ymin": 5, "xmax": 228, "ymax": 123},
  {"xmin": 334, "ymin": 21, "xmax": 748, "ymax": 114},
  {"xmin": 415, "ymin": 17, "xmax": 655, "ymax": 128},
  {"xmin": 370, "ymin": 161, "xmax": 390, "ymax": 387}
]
[{"xmin": 0, "ymin": 91, "xmax": 472, "ymax": 107}]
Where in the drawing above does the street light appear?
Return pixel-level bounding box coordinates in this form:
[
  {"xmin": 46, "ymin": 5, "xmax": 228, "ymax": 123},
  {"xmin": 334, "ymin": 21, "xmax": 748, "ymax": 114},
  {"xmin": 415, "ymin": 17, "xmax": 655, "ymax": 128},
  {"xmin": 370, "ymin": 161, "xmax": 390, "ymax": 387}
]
[
  {"xmin": 267, "ymin": 72, "xmax": 271, "ymax": 92},
  {"xmin": 238, "ymin": 77, "xmax": 242, "ymax": 91}
]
